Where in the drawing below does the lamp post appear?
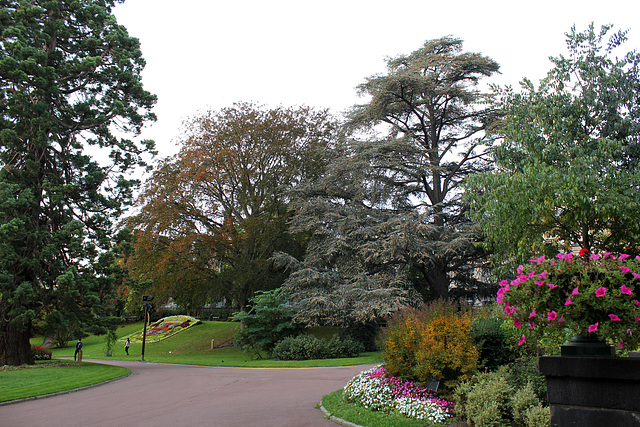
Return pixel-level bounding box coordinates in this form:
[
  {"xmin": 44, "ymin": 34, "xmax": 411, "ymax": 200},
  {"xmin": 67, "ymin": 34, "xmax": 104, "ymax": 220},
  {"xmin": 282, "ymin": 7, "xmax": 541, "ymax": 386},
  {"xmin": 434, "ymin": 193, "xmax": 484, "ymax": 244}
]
[{"xmin": 141, "ymin": 295, "xmax": 154, "ymax": 362}]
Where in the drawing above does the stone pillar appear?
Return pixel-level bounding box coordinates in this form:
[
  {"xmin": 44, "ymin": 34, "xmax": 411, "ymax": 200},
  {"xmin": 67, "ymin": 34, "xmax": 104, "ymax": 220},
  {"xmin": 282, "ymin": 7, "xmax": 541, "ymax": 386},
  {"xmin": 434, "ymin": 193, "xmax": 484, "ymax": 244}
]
[{"xmin": 539, "ymin": 356, "xmax": 640, "ymax": 426}]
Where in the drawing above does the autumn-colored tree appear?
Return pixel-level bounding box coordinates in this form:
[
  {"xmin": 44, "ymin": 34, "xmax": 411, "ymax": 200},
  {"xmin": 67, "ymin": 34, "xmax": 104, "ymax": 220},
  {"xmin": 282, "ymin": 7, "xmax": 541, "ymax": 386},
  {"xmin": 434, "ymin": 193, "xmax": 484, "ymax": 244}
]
[{"xmin": 127, "ymin": 103, "xmax": 336, "ymax": 311}]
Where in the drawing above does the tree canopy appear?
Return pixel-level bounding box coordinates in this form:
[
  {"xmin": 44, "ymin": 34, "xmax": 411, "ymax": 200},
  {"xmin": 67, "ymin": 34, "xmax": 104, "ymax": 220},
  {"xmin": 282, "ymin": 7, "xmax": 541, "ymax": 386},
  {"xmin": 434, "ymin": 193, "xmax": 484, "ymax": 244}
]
[
  {"xmin": 127, "ymin": 103, "xmax": 336, "ymax": 312},
  {"xmin": 0, "ymin": 0, "xmax": 156, "ymax": 365},
  {"xmin": 277, "ymin": 37, "xmax": 500, "ymax": 325},
  {"xmin": 466, "ymin": 24, "xmax": 640, "ymax": 271}
]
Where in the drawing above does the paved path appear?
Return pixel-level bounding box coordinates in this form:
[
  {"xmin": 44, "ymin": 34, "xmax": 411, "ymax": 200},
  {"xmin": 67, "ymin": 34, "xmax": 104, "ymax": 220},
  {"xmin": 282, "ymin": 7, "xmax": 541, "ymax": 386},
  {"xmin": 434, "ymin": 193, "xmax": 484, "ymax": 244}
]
[{"xmin": 0, "ymin": 360, "xmax": 374, "ymax": 427}]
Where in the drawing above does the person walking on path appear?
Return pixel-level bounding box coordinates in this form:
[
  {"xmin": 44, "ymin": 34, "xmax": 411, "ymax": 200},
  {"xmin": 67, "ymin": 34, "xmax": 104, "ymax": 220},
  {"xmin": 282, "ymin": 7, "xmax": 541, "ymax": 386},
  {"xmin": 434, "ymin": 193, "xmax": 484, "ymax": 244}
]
[
  {"xmin": 124, "ymin": 338, "xmax": 130, "ymax": 355},
  {"xmin": 74, "ymin": 339, "xmax": 83, "ymax": 360}
]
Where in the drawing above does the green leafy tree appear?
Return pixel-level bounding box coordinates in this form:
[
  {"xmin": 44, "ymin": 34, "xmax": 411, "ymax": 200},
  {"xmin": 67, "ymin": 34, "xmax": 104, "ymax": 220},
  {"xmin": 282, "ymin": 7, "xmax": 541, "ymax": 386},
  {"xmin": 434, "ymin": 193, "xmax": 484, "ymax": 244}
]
[
  {"xmin": 279, "ymin": 37, "xmax": 500, "ymax": 316},
  {"xmin": 466, "ymin": 24, "xmax": 640, "ymax": 271},
  {"xmin": 233, "ymin": 287, "xmax": 302, "ymax": 359},
  {"xmin": 0, "ymin": 0, "xmax": 156, "ymax": 365},
  {"xmin": 127, "ymin": 103, "xmax": 336, "ymax": 312}
]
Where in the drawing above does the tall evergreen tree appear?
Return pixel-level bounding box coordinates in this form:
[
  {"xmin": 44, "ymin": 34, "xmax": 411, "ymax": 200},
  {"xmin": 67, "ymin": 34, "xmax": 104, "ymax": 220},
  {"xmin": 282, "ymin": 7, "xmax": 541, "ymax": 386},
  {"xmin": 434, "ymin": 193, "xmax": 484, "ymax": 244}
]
[
  {"xmin": 279, "ymin": 37, "xmax": 500, "ymax": 319},
  {"xmin": 0, "ymin": 0, "xmax": 156, "ymax": 365}
]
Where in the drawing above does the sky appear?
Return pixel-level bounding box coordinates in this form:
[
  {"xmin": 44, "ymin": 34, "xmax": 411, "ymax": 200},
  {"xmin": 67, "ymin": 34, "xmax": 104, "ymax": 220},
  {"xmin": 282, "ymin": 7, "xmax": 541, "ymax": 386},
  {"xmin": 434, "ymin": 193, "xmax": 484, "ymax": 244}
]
[{"xmin": 112, "ymin": 0, "xmax": 640, "ymax": 160}]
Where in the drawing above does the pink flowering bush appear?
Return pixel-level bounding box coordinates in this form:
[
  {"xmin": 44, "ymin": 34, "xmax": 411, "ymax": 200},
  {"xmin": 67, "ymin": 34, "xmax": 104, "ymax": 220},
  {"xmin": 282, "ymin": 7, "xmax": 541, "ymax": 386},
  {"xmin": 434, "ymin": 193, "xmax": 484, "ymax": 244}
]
[{"xmin": 498, "ymin": 250, "xmax": 640, "ymax": 351}]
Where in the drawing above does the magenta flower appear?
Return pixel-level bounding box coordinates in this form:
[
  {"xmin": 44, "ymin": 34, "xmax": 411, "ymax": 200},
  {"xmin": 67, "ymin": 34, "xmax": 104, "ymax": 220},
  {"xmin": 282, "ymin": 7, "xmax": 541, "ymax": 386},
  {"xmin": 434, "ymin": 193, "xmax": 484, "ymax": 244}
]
[
  {"xmin": 595, "ymin": 287, "xmax": 607, "ymax": 297},
  {"xmin": 633, "ymin": 273, "xmax": 640, "ymax": 280},
  {"xmin": 548, "ymin": 283, "xmax": 558, "ymax": 290},
  {"xmin": 564, "ymin": 297, "xmax": 573, "ymax": 306},
  {"xmin": 538, "ymin": 271, "xmax": 547, "ymax": 279},
  {"xmin": 534, "ymin": 280, "xmax": 545, "ymax": 286},
  {"xmin": 618, "ymin": 341, "xmax": 625, "ymax": 349},
  {"xmin": 619, "ymin": 254, "xmax": 631, "ymax": 260},
  {"xmin": 518, "ymin": 335, "xmax": 526, "ymax": 346},
  {"xmin": 620, "ymin": 285, "xmax": 633, "ymax": 295},
  {"xmin": 590, "ymin": 253, "xmax": 601, "ymax": 261},
  {"xmin": 620, "ymin": 266, "xmax": 631, "ymax": 273},
  {"xmin": 514, "ymin": 317, "xmax": 522, "ymax": 328},
  {"xmin": 609, "ymin": 314, "xmax": 621, "ymax": 321},
  {"xmin": 588, "ymin": 323, "xmax": 599, "ymax": 333},
  {"xmin": 517, "ymin": 265, "xmax": 525, "ymax": 275},
  {"xmin": 528, "ymin": 309, "xmax": 537, "ymax": 318},
  {"xmin": 547, "ymin": 311, "xmax": 557, "ymax": 321},
  {"xmin": 636, "ymin": 316, "xmax": 640, "ymax": 323},
  {"xmin": 571, "ymin": 287, "xmax": 580, "ymax": 296}
]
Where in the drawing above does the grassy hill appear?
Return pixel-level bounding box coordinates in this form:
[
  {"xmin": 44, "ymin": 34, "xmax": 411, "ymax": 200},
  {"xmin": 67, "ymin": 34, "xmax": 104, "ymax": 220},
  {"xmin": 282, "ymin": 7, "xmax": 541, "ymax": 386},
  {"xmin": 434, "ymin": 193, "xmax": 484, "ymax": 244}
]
[{"xmin": 34, "ymin": 321, "xmax": 383, "ymax": 367}]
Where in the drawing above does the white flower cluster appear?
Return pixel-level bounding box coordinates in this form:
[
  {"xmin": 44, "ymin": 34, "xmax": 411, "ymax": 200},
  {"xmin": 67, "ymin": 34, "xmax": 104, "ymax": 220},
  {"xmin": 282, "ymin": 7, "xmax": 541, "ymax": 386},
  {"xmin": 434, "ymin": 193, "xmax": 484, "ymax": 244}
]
[{"xmin": 343, "ymin": 366, "xmax": 451, "ymax": 423}]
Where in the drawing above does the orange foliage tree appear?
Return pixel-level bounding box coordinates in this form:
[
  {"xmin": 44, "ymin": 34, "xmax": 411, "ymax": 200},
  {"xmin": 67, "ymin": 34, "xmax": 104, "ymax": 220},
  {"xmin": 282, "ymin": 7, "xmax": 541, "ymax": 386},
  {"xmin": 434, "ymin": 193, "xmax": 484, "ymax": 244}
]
[{"xmin": 126, "ymin": 103, "xmax": 336, "ymax": 313}]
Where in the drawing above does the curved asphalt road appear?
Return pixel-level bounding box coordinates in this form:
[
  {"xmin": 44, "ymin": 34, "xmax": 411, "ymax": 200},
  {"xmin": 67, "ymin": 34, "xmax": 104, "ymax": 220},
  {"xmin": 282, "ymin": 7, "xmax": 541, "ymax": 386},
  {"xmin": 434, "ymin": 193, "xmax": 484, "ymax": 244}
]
[{"xmin": 0, "ymin": 360, "xmax": 375, "ymax": 427}]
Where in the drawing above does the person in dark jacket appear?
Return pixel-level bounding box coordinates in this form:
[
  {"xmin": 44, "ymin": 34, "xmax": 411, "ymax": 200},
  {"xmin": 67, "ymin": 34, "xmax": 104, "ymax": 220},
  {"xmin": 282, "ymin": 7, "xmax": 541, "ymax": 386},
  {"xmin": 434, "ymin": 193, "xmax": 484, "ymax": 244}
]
[{"xmin": 74, "ymin": 339, "xmax": 83, "ymax": 360}]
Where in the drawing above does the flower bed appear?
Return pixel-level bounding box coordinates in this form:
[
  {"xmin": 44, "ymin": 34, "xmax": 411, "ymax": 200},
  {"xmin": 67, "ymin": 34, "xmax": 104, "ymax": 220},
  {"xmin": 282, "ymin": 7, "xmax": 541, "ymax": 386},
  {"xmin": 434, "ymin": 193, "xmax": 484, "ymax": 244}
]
[
  {"xmin": 121, "ymin": 315, "xmax": 201, "ymax": 343},
  {"xmin": 31, "ymin": 345, "xmax": 52, "ymax": 360},
  {"xmin": 343, "ymin": 365, "xmax": 454, "ymax": 423}
]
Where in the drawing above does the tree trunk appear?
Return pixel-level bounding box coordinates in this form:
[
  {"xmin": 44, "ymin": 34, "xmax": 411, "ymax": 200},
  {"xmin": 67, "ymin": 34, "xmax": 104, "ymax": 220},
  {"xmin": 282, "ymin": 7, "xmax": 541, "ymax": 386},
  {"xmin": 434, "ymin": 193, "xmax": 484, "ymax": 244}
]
[
  {"xmin": 0, "ymin": 320, "xmax": 34, "ymax": 366},
  {"xmin": 426, "ymin": 267, "xmax": 450, "ymax": 300}
]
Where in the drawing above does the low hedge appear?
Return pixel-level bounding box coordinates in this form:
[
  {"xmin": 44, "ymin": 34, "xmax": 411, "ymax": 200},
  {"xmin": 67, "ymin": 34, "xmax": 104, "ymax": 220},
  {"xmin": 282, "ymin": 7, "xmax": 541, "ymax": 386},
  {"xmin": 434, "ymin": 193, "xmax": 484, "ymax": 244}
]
[{"xmin": 273, "ymin": 335, "xmax": 364, "ymax": 360}]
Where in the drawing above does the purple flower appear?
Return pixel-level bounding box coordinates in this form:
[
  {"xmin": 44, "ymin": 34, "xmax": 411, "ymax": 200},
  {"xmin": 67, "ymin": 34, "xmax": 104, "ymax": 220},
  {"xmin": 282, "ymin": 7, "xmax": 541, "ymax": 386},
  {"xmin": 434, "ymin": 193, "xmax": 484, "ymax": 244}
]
[
  {"xmin": 518, "ymin": 335, "xmax": 526, "ymax": 346},
  {"xmin": 570, "ymin": 287, "xmax": 580, "ymax": 296},
  {"xmin": 609, "ymin": 314, "xmax": 621, "ymax": 321},
  {"xmin": 621, "ymin": 266, "xmax": 631, "ymax": 273},
  {"xmin": 564, "ymin": 297, "xmax": 573, "ymax": 306},
  {"xmin": 588, "ymin": 323, "xmax": 599, "ymax": 333},
  {"xmin": 620, "ymin": 285, "xmax": 633, "ymax": 295},
  {"xmin": 547, "ymin": 311, "xmax": 557, "ymax": 321},
  {"xmin": 528, "ymin": 309, "xmax": 537, "ymax": 318}
]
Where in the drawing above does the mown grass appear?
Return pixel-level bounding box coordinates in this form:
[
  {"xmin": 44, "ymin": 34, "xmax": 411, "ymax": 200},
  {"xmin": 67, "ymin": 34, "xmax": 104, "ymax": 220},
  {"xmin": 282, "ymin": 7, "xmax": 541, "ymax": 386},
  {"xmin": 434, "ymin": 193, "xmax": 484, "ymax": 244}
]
[
  {"xmin": 32, "ymin": 321, "xmax": 384, "ymax": 367},
  {"xmin": 321, "ymin": 389, "xmax": 438, "ymax": 427},
  {"xmin": 0, "ymin": 360, "xmax": 129, "ymax": 403}
]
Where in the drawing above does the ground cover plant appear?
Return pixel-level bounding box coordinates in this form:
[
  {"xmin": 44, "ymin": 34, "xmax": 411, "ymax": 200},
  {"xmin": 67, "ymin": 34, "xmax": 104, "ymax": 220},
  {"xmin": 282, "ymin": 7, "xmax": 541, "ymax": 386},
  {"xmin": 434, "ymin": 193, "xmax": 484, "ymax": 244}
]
[
  {"xmin": 343, "ymin": 365, "xmax": 455, "ymax": 423},
  {"xmin": 0, "ymin": 361, "xmax": 129, "ymax": 403}
]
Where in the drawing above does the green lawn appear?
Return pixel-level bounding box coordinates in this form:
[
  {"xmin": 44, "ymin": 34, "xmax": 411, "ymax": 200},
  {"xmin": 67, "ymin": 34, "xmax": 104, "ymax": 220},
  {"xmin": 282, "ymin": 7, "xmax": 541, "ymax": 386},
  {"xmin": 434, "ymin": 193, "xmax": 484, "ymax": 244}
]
[
  {"xmin": 1, "ymin": 321, "xmax": 382, "ymax": 405},
  {"xmin": 321, "ymin": 389, "xmax": 440, "ymax": 427},
  {"xmin": 35, "ymin": 321, "xmax": 383, "ymax": 367},
  {"xmin": 0, "ymin": 360, "xmax": 129, "ymax": 403}
]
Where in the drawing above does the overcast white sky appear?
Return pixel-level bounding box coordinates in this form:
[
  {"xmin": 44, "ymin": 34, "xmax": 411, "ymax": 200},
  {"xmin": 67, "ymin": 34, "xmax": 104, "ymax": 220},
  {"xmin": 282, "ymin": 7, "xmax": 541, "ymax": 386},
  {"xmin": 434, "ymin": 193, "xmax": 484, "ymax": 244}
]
[{"xmin": 113, "ymin": 0, "xmax": 640, "ymax": 160}]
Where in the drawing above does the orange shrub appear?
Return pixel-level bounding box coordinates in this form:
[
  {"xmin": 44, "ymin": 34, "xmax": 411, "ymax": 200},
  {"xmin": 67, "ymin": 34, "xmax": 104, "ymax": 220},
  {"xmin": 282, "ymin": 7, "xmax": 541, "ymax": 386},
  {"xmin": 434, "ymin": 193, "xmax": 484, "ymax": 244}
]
[{"xmin": 383, "ymin": 301, "xmax": 479, "ymax": 394}]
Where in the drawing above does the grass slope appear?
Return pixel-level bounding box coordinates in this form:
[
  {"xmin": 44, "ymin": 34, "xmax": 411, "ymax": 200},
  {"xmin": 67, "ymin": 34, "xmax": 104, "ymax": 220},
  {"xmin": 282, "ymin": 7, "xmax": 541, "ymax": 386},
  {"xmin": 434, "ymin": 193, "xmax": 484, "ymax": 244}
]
[{"xmin": 34, "ymin": 321, "xmax": 383, "ymax": 367}]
